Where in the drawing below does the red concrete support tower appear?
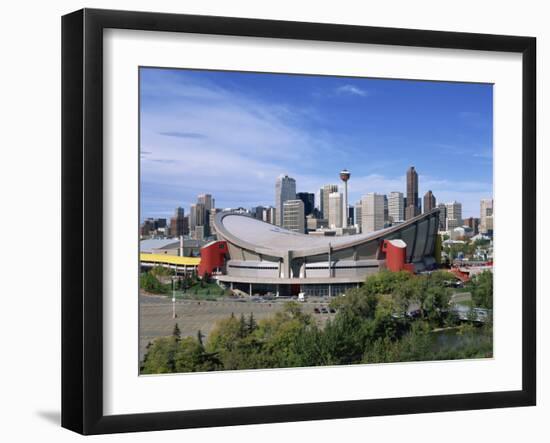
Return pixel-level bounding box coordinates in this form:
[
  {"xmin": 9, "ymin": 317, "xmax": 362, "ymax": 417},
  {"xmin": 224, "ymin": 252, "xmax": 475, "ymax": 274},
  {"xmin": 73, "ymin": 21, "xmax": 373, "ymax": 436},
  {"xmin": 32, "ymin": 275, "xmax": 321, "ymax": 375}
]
[{"xmin": 198, "ymin": 241, "xmax": 228, "ymax": 277}]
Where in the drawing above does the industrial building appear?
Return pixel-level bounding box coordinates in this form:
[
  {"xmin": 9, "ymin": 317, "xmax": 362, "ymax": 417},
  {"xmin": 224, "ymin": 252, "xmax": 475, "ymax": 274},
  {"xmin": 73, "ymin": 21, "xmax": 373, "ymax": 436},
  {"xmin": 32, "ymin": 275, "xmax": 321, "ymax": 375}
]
[
  {"xmin": 202, "ymin": 209, "xmax": 440, "ymax": 296},
  {"xmin": 140, "ymin": 253, "xmax": 200, "ymax": 275},
  {"xmin": 140, "ymin": 238, "xmax": 207, "ymax": 257}
]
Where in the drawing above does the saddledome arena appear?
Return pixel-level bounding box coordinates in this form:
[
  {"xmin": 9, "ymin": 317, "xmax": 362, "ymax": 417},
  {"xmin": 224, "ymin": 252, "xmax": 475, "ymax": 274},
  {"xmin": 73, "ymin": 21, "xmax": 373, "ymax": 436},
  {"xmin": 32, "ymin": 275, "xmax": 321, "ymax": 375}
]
[{"xmin": 210, "ymin": 210, "xmax": 440, "ymax": 297}]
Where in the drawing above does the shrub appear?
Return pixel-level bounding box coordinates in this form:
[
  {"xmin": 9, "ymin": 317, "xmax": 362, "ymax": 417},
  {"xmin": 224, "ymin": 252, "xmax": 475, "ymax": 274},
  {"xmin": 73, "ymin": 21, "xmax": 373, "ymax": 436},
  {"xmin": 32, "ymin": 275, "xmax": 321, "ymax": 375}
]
[{"xmin": 140, "ymin": 272, "xmax": 168, "ymax": 294}]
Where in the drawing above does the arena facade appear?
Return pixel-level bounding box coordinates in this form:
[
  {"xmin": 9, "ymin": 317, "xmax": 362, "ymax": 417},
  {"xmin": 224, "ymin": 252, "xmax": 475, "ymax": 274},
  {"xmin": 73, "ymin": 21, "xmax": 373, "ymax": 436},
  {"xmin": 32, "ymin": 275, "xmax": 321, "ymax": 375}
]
[{"xmin": 209, "ymin": 210, "xmax": 440, "ymax": 296}]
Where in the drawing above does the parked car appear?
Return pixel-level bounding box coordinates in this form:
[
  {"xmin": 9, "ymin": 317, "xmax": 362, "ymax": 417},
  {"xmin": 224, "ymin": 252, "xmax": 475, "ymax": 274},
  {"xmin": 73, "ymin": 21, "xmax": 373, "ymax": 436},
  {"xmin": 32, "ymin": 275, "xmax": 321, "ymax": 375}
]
[{"xmin": 313, "ymin": 307, "xmax": 321, "ymax": 314}]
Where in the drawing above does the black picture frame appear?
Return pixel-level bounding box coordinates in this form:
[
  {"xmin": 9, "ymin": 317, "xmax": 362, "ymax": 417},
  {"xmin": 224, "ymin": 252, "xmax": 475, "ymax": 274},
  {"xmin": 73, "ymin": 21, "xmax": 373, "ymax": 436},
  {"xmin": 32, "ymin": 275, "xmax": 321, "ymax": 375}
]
[{"xmin": 62, "ymin": 8, "xmax": 536, "ymax": 435}]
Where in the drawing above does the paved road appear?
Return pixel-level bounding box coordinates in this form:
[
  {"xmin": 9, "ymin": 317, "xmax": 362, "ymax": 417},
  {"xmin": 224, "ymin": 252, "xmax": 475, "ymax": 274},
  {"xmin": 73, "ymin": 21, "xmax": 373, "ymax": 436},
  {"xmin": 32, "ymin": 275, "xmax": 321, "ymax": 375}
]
[{"xmin": 139, "ymin": 295, "xmax": 334, "ymax": 361}]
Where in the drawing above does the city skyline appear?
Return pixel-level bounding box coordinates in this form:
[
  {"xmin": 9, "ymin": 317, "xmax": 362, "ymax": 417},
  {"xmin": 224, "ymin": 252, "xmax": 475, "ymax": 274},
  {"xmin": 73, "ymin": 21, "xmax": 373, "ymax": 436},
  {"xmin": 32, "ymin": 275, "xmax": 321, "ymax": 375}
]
[
  {"xmin": 140, "ymin": 68, "xmax": 493, "ymax": 220},
  {"xmin": 142, "ymin": 167, "xmax": 489, "ymax": 232}
]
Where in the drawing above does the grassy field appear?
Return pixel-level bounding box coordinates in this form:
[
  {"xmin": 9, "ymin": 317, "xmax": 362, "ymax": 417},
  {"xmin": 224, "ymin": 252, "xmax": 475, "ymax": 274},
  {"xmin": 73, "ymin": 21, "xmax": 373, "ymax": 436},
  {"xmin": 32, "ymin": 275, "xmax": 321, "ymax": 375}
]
[{"xmin": 174, "ymin": 281, "xmax": 226, "ymax": 300}]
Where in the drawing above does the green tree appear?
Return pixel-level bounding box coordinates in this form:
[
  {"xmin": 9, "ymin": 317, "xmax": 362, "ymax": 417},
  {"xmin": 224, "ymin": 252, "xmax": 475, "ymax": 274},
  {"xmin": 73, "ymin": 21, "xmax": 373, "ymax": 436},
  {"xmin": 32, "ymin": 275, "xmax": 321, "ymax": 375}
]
[
  {"xmin": 422, "ymin": 284, "xmax": 448, "ymax": 326},
  {"xmin": 183, "ymin": 275, "xmax": 193, "ymax": 290},
  {"xmin": 141, "ymin": 337, "xmax": 177, "ymax": 373},
  {"xmin": 471, "ymin": 271, "xmax": 493, "ymax": 309},
  {"xmin": 142, "ymin": 335, "xmax": 222, "ymax": 374},
  {"xmin": 172, "ymin": 323, "xmax": 181, "ymax": 340},
  {"xmin": 238, "ymin": 313, "xmax": 248, "ymax": 338},
  {"xmin": 363, "ymin": 270, "xmax": 414, "ymax": 296},
  {"xmin": 291, "ymin": 326, "xmax": 324, "ymax": 367},
  {"xmin": 247, "ymin": 312, "xmax": 257, "ymax": 333},
  {"xmin": 140, "ymin": 272, "xmax": 168, "ymax": 294},
  {"xmin": 150, "ymin": 265, "xmax": 172, "ymax": 277},
  {"xmin": 321, "ymin": 309, "xmax": 371, "ymax": 365},
  {"xmin": 371, "ymin": 297, "xmax": 408, "ymax": 341},
  {"xmin": 206, "ymin": 314, "xmax": 243, "ymax": 368},
  {"xmin": 173, "ymin": 337, "xmax": 221, "ymax": 372},
  {"xmin": 330, "ymin": 287, "xmax": 378, "ymax": 319},
  {"xmin": 393, "ymin": 278, "xmax": 419, "ymax": 317}
]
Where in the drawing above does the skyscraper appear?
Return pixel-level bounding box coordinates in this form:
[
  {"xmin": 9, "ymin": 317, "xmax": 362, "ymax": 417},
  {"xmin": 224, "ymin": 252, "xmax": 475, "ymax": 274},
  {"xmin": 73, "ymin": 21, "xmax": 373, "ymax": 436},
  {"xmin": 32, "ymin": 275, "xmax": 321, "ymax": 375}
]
[
  {"xmin": 328, "ymin": 192, "xmax": 343, "ymax": 228},
  {"xmin": 141, "ymin": 219, "xmax": 154, "ymax": 237},
  {"xmin": 423, "ymin": 190, "xmax": 436, "ymax": 213},
  {"xmin": 446, "ymin": 201, "xmax": 462, "ymax": 231},
  {"xmin": 189, "ymin": 204, "xmax": 197, "ymax": 231},
  {"xmin": 197, "ymin": 193, "xmax": 214, "ymax": 211},
  {"xmin": 190, "ymin": 202, "xmax": 207, "ymax": 235},
  {"xmin": 170, "ymin": 207, "xmax": 185, "ymax": 237},
  {"xmin": 275, "ymin": 175, "xmax": 296, "ymax": 227},
  {"xmin": 437, "ymin": 203, "xmax": 447, "ymax": 231},
  {"xmin": 388, "ymin": 191, "xmax": 405, "ymax": 223},
  {"xmin": 362, "ymin": 193, "xmax": 385, "ymax": 233},
  {"xmin": 263, "ymin": 207, "xmax": 276, "ymax": 225},
  {"xmin": 252, "ymin": 206, "xmax": 265, "ymax": 220},
  {"xmin": 196, "ymin": 194, "xmax": 213, "ymax": 237},
  {"xmin": 480, "ymin": 199, "xmax": 494, "ymax": 234},
  {"xmin": 383, "ymin": 194, "xmax": 389, "ymax": 226},
  {"xmin": 306, "ymin": 215, "xmax": 326, "ymax": 231},
  {"xmin": 296, "ymin": 192, "xmax": 315, "ymax": 216},
  {"xmin": 405, "ymin": 166, "xmax": 420, "ymax": 220},
  {"xmin": 194, "ymin": 225, "xmax": 205, "ymax": 241},
  {"xmin": 464, "ymin": 217, "xmax": 480, "ymax": 235},
  {"xmin": 320, "ymin": 184, "xmax": 338, "ymax": 221},
  {"xmin": 354, "ymin": 200, "xmax": 363, "ymax": 232},
  {"xmin": 339, "ymin": 169, "xmax": 351, "ymax": 228},
  {"xmin": 196, "ymin": 202, "xmax": 207, "ymax": 229},
  {"xmin": 141, "ymin": 217, "xmax": 169, "ymax": 237},
  {"xmin": 182, "ymin": 216, "xmax": 189, "ymax": 236},
  {"xmin": 282, "ymin": 199, "xmax": 305, "ymax": 233}
]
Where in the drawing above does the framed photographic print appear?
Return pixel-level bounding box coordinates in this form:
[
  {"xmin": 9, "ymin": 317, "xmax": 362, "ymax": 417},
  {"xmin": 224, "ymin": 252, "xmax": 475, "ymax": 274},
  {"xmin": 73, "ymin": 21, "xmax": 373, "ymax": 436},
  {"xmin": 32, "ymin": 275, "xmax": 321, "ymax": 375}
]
[{"xmin": 61, "ymin": 8, "xmax": 536, "ymax": 435}]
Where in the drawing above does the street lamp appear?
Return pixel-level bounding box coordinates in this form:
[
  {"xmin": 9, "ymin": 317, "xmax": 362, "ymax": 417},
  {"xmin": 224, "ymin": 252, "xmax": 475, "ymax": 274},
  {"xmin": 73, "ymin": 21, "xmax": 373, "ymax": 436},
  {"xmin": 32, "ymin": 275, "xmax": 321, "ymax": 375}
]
[{"xmin": 172, "ymin": 275, "xmax": 177, "ymax": 319}]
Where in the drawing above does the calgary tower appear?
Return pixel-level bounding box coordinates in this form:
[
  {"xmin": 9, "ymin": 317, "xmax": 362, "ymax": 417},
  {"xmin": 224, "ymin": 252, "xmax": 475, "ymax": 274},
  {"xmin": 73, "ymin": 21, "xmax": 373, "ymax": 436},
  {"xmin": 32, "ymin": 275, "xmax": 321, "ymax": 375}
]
[{"xmin": 339, "ymin": 169, "xmax": 351, "ymax": 228}]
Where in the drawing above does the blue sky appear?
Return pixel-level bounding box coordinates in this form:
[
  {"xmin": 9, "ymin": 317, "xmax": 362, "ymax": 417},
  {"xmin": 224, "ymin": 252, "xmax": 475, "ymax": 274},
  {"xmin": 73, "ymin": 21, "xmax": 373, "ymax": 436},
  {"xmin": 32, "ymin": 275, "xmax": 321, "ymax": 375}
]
[{"xmin": 140, "ymin": 67, "xmax": 493, "ymax": 220}]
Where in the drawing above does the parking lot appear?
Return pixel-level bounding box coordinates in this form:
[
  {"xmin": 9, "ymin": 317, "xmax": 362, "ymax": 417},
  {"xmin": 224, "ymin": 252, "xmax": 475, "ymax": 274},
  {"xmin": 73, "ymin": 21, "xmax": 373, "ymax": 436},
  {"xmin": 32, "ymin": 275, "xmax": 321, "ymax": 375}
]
[{"xmin": 139, "ymin": 294, "xmax": 335, "ymax": 361}]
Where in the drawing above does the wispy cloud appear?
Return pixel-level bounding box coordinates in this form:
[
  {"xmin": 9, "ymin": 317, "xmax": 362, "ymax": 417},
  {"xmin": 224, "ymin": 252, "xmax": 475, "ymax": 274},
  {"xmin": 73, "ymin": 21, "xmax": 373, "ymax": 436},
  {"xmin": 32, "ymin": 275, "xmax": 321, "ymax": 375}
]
[
  {"xmin": 473, "ymin": 149, "xmax": 493, "ymax": 159},
  {"xmin": 151, "ymin": 158, "xmax": 178, "ymax": 164},
  {"xmin": 431, "ymin": 142, "xmax": 493, "ymax": 161},
  {"xmin": 140, "ymin": 70, "xmax": 340, "ymax": 214},
  {"xmin": 141, "ymin": 71, "xmax": 333, "ymax": 166},
  {"xmin": 140, "ymin": 69, "xmax": 491, "ymax": 219},
  {"xmin": 335, "ymin": 84, "xmax": 368, "ymax": 97},
  {"xmin": 158, "ymin": 131, "xmax": 207, "ymax": 139}
]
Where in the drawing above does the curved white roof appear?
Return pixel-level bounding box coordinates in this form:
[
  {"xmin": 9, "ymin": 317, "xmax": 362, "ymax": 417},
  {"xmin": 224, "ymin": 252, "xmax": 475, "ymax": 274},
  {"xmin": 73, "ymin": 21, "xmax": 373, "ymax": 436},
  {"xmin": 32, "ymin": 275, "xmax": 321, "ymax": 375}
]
[
  {"xmin": 214, "ymin": 210, "xmax": 439, "ymax": 258},
  {"xmin": 221, "ymin": 214, "xmax": 378, "ymax": 249}
]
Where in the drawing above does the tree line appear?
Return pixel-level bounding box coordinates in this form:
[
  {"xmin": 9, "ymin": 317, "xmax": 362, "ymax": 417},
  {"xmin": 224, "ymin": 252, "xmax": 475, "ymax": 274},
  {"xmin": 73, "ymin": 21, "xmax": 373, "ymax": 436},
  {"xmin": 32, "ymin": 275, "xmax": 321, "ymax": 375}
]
[{"xmin": 140, "ymin": 267, "xmax": 228, "ymax": 297}]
